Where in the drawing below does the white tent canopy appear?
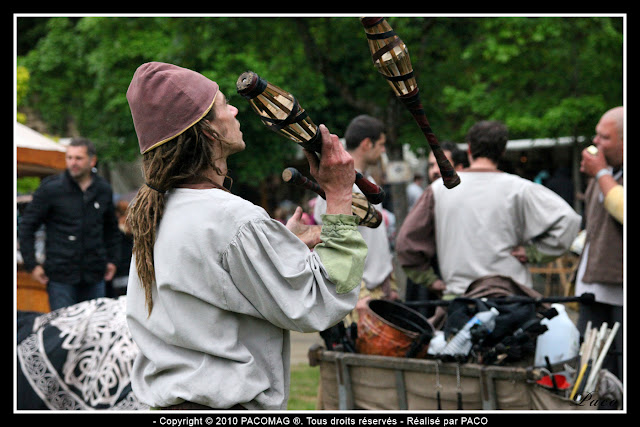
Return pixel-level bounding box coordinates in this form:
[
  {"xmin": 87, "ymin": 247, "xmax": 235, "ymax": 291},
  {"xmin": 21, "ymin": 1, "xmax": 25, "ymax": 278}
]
[
  {"xmin": 456, "ymin": 135, "xmax": 587, "ymax": 152},
  {"xmin": 16, "ymin": 122, "xmax": 67, "ymax": 177}
]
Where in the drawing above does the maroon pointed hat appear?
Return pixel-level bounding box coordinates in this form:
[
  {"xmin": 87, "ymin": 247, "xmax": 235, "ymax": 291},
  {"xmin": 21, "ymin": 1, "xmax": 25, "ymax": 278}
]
[{"xmin": 126, "ymin": 62, "xmax": 219, "ymax": 154}]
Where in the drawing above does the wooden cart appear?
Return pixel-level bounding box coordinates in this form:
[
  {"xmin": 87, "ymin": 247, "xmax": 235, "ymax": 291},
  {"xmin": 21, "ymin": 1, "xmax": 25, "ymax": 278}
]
[
  {"xmin": 308, "ymin": 345, "xmax": 592, "ymax": 411},
  {"xmin": 16, "ymin": 267, "xmax": 50, "ymax": 313}
]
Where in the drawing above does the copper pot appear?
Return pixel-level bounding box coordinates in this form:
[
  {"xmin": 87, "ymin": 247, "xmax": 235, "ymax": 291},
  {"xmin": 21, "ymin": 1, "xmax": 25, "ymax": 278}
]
[{"xmin": 356, "ymin": 299, "xmax": 434, "ymax": 358}]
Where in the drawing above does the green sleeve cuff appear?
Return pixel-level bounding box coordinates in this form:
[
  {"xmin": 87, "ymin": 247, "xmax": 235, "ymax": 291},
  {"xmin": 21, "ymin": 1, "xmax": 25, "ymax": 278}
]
[
  {"xmin": 315, "ymin": 214, "xmax": 368, "ymax": 294},
  {"xmin": 525, "ymin": 245, "xmax": 559, "ymax": 264},
  {"xmin": 403, "ymin": 266, "xmax": 439, "ymax": 287}
]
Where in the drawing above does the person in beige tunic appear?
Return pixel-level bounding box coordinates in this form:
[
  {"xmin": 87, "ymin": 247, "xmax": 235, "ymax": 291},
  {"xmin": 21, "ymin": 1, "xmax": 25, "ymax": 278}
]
[{"xmin": 396, "ymin": 120, "xmax": 581, "ymax": 299}]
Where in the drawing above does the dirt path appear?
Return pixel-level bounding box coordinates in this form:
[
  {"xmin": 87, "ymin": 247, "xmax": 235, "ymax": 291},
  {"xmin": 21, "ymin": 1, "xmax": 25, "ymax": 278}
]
[{"xmin": 290, "ymin": 331, "xmax": 323, "ymax": 366}]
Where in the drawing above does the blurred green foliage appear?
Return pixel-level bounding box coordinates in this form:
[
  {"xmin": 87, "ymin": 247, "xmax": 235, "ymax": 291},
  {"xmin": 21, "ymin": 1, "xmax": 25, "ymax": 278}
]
[{"xmin": 17, "ymin": 16, "xmax": 623, "ymax": 187}]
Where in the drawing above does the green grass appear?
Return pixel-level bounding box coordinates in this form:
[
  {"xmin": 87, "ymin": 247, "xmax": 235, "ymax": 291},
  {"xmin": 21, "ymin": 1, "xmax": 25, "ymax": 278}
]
[{"xmin": 287, "ymin": 363, "xmax": 320, "ymax": 410}]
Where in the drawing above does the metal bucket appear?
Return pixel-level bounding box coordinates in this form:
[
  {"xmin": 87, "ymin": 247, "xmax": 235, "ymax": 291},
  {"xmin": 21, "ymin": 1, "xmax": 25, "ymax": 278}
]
[{"xmin": 356, "ymin": 299, "xmax": 434, "ymax": 358}]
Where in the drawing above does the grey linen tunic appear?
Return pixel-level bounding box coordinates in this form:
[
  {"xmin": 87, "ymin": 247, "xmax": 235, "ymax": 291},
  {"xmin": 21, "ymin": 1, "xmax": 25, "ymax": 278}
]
[
  {"xmin": 397, "ymin": 171, "xmax": 581, "ymax": 296},
  {"xmin": 126, "ymin": 188, "xmax": 367, "ymax": 409}
]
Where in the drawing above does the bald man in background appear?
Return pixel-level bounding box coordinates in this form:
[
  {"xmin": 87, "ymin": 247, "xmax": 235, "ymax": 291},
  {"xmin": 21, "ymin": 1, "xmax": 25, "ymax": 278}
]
[{"xmin": 574, "ymin": 106, "xmax": 624, "ymax": 383}]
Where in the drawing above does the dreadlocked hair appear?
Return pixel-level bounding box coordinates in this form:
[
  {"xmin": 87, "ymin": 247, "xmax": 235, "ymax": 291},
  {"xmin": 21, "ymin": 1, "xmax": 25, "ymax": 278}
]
[{"xmin": 127, "ymin": 107, "xmax": 228, "ymax": 316}]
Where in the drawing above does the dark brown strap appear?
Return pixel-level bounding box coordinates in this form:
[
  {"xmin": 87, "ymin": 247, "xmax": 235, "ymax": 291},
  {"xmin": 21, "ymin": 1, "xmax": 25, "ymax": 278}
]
[
  {"xmin": 371, "ymin": 36, "xmax": 404, "ymax": 63},
  {"xmin": 259, "ymin": 98, "xmax": 322, "ymax": 153},
  {"xmin": 366, "ymin": 29, "xmax": 396, "ymax": 40}
]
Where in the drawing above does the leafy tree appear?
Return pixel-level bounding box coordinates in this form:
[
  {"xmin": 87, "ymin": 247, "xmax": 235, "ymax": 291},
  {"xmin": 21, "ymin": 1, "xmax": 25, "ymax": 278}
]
[
  {"xmin": 16, "ymin": 65, "xmax": 29, "ymax": 124},
  {"xmin": 17, "ymin": 16, "xmax": 623, "ymax": 216},
  {"xmin": 441, "ymin": 17, "xmax": 623, "ymax": 140}
]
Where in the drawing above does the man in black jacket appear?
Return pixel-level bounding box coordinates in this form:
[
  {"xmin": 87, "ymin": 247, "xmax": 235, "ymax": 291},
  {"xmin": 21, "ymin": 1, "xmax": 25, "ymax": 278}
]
[{"xmin": 18, "ymin": 138, "xmax": 121, "ymax": 310}]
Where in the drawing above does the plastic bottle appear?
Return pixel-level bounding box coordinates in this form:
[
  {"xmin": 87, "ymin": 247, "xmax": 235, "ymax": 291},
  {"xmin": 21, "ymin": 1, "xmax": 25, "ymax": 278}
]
[
  {"xmin": 427, "ymin": 331, "xmax": 447, "ymax": 356},
  {"xmin": 534, "ymin": 303, "xmax": 580, "ymax": 367},
  {"xmin": 440, "ymin": 307, "xmax": 500, "ymax": 357}
]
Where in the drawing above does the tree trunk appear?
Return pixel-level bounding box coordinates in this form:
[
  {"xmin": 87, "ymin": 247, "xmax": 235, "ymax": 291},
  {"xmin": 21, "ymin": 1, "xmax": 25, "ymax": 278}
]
[{"xmin": 383, "ymin": 98, "xmax": 409, "ymax": 228}]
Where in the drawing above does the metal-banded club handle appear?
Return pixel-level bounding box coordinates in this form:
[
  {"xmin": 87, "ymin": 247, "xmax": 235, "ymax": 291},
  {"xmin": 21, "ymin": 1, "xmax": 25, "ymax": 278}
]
[
  {"xmin": 355, "ymin": 172, "xmax": 385, "ymax": 205},
  {"xmin": 237, "ymin": 70, "xmax": 386, "ymax": 205},
  {"xmin": 282, "ymin": 167, "xmax": 382, "ymax": 228},
  {"xmin": 282, "ymin": 167, "xmax": 325, "ymax": 199},
  {"xmin": 360, "ymin": 17, "xmax": 460, "ymax": 189}
]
